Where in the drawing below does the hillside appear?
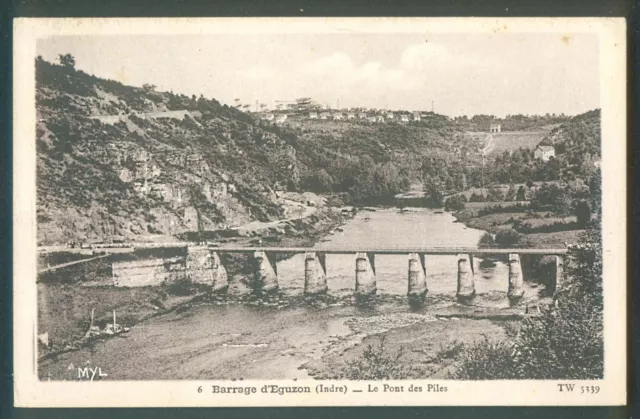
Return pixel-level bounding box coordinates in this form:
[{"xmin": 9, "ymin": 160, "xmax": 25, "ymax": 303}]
[
  {"xmin": 463, "ymin": 129, "xmax": 552, "ymax": 157},
  {"xmin": 539, "ymin": 109, "xmax": 601, "ymax": 165},
  {"xmin": 36, "ymin": 57, "xmax": 483, "ymax": 245}
]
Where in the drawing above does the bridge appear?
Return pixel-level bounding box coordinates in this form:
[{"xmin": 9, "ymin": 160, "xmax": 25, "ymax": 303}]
[{"xmin": 40, "ymin": 244, "xmax": 568, "ymax": 304}]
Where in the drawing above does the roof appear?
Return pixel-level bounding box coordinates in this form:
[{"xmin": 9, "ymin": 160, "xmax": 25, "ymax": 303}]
[{"xmin": 537, "ymin": 145, "xmax": 555, "ymax": 151}]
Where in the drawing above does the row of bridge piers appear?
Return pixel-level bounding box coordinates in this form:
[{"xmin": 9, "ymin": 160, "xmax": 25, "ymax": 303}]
[{"xmin": 191, "ymin": 248, "xmax": 565, "ymax": 303}]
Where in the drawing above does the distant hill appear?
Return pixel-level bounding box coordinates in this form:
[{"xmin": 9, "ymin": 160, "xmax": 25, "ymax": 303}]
[
  {"xmin": 36, "ymin": 56, "xmax": 588, "ymax": 245},
  {"xmin": 540, "ymin": 109, "xmax": 601, "ymax": 160}
]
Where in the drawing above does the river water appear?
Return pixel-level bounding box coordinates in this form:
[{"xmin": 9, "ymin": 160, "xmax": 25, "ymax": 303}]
[
  {"xmin": 274, "ymin": 208, "xmax": 519, "ymax": 299},
  {"xmin": 39, "ymin": 208, "xmax": 543, "ymax": 380}
]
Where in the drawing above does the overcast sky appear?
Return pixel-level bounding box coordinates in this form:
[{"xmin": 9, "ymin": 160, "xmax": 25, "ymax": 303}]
[{"xmin": 37, "ymin": 33, "xmax": 599, "ymax": 117}]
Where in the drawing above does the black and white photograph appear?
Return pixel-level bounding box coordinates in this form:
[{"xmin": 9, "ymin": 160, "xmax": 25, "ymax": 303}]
[{"xmin": 13, "ymin": 18, "xmax": 626, "ymax": 407}]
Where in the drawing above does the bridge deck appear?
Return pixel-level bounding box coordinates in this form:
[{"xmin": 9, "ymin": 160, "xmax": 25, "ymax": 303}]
[{"xmin": 205, "ymin": 246, "xmax": 568, "ymax": 255}]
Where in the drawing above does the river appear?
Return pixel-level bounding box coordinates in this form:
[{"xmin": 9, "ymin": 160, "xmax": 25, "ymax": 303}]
[{"xmin": 39, "ymin": 208, "xmax": 543, "ymax": 381}]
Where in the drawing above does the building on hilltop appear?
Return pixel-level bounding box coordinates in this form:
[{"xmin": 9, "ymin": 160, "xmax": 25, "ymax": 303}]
[
  {"xmin": 489, "ymin": 123, "xmax": 501, "ymax": 133},
  {"xmin": 309, "ymin": 112, "xmax": 318, "ymax": 119},
  {"xmin": 534, "ymin": 145, "xmax": 555, "ymax": 162},
  {"xmin": 413, "ymin": 112, "xmax": 421, "ymax": 121},
  {"xmin": 400, "ymin": 114, "xmax": 410, "ymax": 123}
]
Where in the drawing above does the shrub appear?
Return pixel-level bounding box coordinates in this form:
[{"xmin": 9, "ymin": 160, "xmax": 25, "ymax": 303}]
[
  {"xmin": 454, "ymin": 293, "xmax": 603, "ymax": 379},
  {"xmin": 486, "ymin": 188, "xmax": 505, "ymax": 202},
  {"xmin": 494, "ymin": 227, "xmax": 521, "ymax": 247},
  {"xmin": 516, "ymin": 185, "xmax": 526, "ymax": 201},
  {"xmin": 444, "ymin": 194, "xmax": 467, "ymax": 211},
  {"xmin": 574, "ymin": 200, "xmax": 591, "ymax": 227},
  {"xmin": 469, "ymin": 192, "xmax": 485, "ymax": 202},
  {"xmin": 532, "ymin": 182, "xmax": 572, "ymax": 214},
  {"xmin": 454, "ymin": 226, "xmax": 603, "ymax": 380},
  {"xmin": 343, "ymin": 336, "xmax": 409, "ymax": 380},
  {"xmin": 477, "ymin": 232, "xmax": 495, "ymax": 248},
  {"xmin": 454, "ymin": 336, "xmax": 519, "ymax": 379}
]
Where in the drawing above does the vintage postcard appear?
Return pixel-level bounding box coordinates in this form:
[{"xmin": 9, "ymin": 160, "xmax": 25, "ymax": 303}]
[{"xmin": 13, "ymin": 18, "xmax": 626, "ymax": 407}]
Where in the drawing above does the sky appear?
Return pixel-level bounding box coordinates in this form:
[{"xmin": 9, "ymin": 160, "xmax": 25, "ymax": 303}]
[{"xmin": 37, "ymin": 33, "xmax": 599, "ymax": 117}]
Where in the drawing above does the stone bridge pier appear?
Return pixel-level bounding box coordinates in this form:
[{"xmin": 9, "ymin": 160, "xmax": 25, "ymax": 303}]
[
  {"xmin": 304, "ymin": 252, "xmax": 327, "ymax": 295},
  {"xmin": 456, "ymin": 253, "xmax": 476, "ymax": 302},
  {"xmin": 253, "ymin": 251, "xmax": 279, "ymax": 295},
  {"xmin": 186, "ymin": 247, "xmax": 228, "ymax": 292},
  {"xmin": 408, "ymin": 253, "xmax": 427, "ymax": 304},
  {"xmin": 355, "ymin": 252, "xmax": 376, "ymax": 299}
]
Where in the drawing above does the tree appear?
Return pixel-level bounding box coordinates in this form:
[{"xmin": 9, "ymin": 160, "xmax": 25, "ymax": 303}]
[
  {"xmin": 302, "ymin": 169, "xmax": 334, "ymax": 193},
  {"xmin": 575, "ymin": 201, "xmax": 592, "ymax": 227},
  {"xmin": 516, "ymin": 185, "xmax": 526, "ymax": 201},
  {"xmin": 58, "ymin": 53, "xmax": 76, "ymax": 69},
  {"xmin": 486, "ymin": 188, "xmax": 505, "ymax": 202},
  {"xmin": 142, "ymin": 83, "xmax": 157, "ymax": 91},
  {"xmin": 444, "ymin": 194, "xmax": 467, "ymax": 211},
  {"xmin": 495, "ymin": 227, "xmax": 521, "ymax": 247},
  {"xmin": 478, "ymin": 232, "xmax": 495, "ymax": 248}
]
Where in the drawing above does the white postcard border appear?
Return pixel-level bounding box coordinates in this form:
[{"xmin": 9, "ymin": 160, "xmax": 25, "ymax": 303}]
[{"xmin": 13, "ymin": 17, "xmax": 627, "ymax": 407}]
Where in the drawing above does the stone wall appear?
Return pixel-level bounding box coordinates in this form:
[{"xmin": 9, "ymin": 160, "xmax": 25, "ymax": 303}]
[
  {"xmin": 110, "ymin": 247, "xmax": 226, "ymax": 288},
  {"xmin": 112, "ymin": 256, "xmax": 186, "ymax": 287}
]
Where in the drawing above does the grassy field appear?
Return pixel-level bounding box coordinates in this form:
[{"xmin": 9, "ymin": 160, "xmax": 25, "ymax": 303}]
[
  {"xmin": 455, "ymin": 201, "xmax": 585, "ymax": 248},
  {"xmin": 465, "ymin": 129, "xmax": 551, "ymax": 156}
]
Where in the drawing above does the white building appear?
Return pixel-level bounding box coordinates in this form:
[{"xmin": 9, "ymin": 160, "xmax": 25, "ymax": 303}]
[
  {"xmin": 413, "ymin": 112, "xmax": 421, "ymax": 121},
  {"xmin": 347, "ymin": 113, "xmax": 356, "ymax": 120},
  {"xmin": 400, "ymin": 114, "xmax": 410, "ymax": 123},
  {"xmin": 333, "ymin": 113, "xmax": 344, "ymax": 120},
  {"xmin": 489, "ymin": 123, "xmax": 501, "ymax": 133},
  {"xmin": 309, "ymin": 112, "xmax": 318, "ymax": 119},
  {"xmin": 263, "ymin": 113, "xmax": 275, "ymax": 121},
  {"xmin": 275, "ymin": 114, "xmax": 288, "ymax": 124},
  {"xmin": 534, "ymin": 145, "xmax": 555, "ymax": 162},
  {"xmin": 320, "ymin": 112, "xmax": 330, "ymax": 120}
]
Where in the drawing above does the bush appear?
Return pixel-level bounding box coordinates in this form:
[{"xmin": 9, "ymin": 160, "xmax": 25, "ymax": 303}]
[
  {"xmin": 454, "ymin": 293, "xmax": 603, "ymax": 379},
  {"xmin": 494, "ymin": 227, "xmax": 521, "ymax": 247},
  {"xmin": 469, "ymin": 192, "xmax": 485, "ymax": 202},
  {"xmin": 444, "ymin": 194, "xmax": 467, "ymax": 211},
  {"xmin": 343, "ymin": 336, "xmax": 409, "ymax": 380},
  {"xmin": 574, "ymin": 200, "xmax": 591, "ymax": 226},
  {"xmin": 477, "ymin": 232, "xmax": 495, "ymax": 248},
  {"xmin": 453, "ymin": 336, "xmax": 520, "ymax": 379},
  {"xmin": 486, "ymin": 188, "xmax": 505, "ymax": 202},
  {"xmin": 454, "ymin": 226, "xmax": 603, "ymax": 379},
  {"xmin": 532, "ymin": 182, "xmax": 572, "ymax": 214}
]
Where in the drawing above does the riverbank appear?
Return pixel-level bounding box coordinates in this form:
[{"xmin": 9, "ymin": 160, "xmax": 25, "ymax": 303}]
[
  {"xmin": 39, "ymin": 204, "xmax": 557, "ymax": 379},
  {"xmin": 453, "ymin": 201, "xmax": 584, "ymax": 247},
  {"xmin": 39, "ymin": 289, "xmax": 548, "ymax": 380},
  {"xmin": 37, "ymin": 206, "xmax": 351, "ymax": 359}
]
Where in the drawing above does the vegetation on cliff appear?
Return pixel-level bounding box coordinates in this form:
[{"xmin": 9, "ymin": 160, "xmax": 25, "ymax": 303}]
[{"xmin": 36, "ymin": 55, "xmax": 480, "ymax": 244}]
